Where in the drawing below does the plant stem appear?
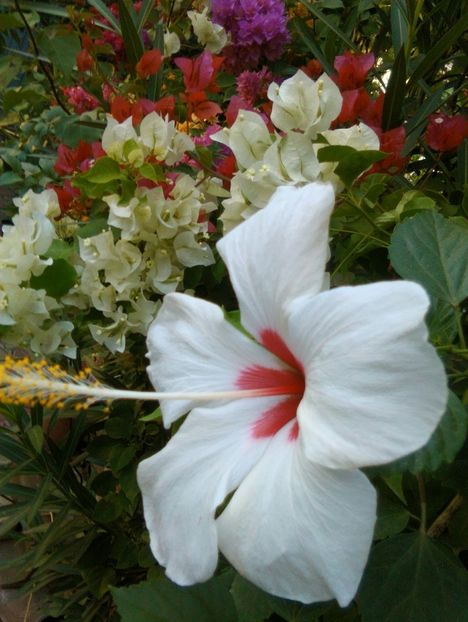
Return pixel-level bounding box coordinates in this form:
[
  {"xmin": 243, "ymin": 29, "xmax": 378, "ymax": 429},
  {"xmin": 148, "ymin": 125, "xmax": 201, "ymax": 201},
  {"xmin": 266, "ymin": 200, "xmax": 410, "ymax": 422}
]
[
  {"xmin": 427, "ymin": 494, "xmax": 463, "ymax": 538},
  {"xmin": 417, "ymin": 474, "xmax": 427, "ymax": 533},
  {"xmin": 455, "ymin": 306, "xmax": 466, "ymax": 348}
]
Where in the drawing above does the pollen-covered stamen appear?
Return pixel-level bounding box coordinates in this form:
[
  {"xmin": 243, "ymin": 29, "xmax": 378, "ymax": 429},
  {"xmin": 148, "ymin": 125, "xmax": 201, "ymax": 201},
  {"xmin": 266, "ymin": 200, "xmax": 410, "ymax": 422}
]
[
  {"xmin": 0, "ymin": 356, "xmax": 107, "ymax": 411},
  {"xmin": 0, "ymin": 356, "xmax": 298, "ymax": 411}
]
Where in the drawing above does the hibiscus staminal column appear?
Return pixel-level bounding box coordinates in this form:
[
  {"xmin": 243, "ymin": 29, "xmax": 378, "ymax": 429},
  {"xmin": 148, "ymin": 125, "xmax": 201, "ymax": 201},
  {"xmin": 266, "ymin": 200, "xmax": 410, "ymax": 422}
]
[{"xmin": 138, "ymin": 182, "xmax": 447, "ymax": 606}]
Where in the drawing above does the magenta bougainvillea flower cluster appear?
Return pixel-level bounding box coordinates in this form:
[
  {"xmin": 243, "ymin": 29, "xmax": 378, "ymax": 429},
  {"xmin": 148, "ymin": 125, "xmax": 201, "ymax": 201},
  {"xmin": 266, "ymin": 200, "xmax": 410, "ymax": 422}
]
[{"xmin": 211, "ymin": 0, "xmax": 290, "ymax": 71}]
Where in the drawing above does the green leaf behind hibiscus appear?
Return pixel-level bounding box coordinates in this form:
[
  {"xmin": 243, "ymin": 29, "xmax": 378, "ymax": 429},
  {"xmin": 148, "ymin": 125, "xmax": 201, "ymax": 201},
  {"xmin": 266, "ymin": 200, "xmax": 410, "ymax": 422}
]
[
  {"xmin": 111, "ymin": 574, "xmax": 237, "ymax": 622},
  {"xmin": 389, "ymin": 211, "xmax": 468, "ymax": 306},
  {"xmin": 359, "ymin": 532, "xmax": 468, "ymax": 622}
]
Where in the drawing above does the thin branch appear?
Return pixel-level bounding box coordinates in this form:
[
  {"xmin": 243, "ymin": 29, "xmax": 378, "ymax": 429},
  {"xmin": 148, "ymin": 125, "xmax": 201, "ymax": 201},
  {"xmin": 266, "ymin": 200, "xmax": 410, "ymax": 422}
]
[
  {"xmin": 417, "ymin": 474, "xmax": 427, "ymax": 533},
  {"xmin": 427, "ymin": 494, "xmax": 463, "ymax": 538},
  {"xmin": 13, "ymin": 0, "xmax": 70, "ymax": 115}
]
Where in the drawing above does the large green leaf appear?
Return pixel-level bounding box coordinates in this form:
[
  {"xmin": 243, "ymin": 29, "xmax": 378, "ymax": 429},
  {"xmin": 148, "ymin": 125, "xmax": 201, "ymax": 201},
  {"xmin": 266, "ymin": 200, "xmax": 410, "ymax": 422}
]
[
  {"xmin": 374, "ymin": 494, "xmax": 410, "ymax": 540},
  {"xmin": 231, "ymin": 575, "xmax": 331, "ymax": 622},
  {"xmin": 375, "ymin": 392, "xmax": 468, "ymax": 475},
  {"xmin": 112, "ymin": 575, "xmax": 238, "ymax": 622},
  {"xmin": 37, "ymin": 27, "xmax": 81, "ymax": 79},
  {"xmin": 389, "ymin": 211, "xmax": 468, "ymax": 305},
  {"xmin": 381, "ymin": 46, "xmax": 407, "ymax": 131},
  {"xmin": 359, "ymin": 533, "xmax": 468, "ymax": 622}
]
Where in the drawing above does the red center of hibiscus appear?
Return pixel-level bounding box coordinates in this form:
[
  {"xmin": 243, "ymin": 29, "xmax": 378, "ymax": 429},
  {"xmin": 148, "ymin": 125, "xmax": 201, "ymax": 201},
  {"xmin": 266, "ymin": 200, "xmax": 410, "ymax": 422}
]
[{"xmin": 236, "ymin": 329, "xmax": 305, "ymax": 441}]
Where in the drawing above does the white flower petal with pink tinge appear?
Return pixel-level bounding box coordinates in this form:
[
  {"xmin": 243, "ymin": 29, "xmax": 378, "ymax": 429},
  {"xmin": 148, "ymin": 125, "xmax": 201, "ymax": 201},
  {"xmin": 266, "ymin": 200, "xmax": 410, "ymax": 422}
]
[
  {"xmin": 217, "ymin": 182, "xmax": 334, "ymax": 341},
  {"xmin": 140, "ymin": 181, "xmax": 447, "ymax": 607},
  {"xmin": 217, "ymin": 421, "xmax": 376, "ymax": 606},
  {"xmin": 146, "ymin": 292, "xmax": 291, "ymax": 427},
  {"xmin": 285, "ymin": 281, "xmax": 448, "ymax": 469},
  {"xmin": 137, "ymin": 399, "xmax": 276, "ymax": 585}
]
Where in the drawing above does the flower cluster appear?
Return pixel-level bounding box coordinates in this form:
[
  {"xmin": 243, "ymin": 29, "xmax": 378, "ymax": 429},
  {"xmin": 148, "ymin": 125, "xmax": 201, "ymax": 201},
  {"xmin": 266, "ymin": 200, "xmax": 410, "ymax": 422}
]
[
  {"xmin": 61, "ymin": 112, "xmax": 219, "ymax": 353},
  {"xmin": 211, "ymin": 0, "xmax": 290, "ymax": 72},
  {"xmin": 213, "ymin": 69, "xmax": 380, "ymax": 229},
  {"xmin": 0, "ymin": 190, "xmax": 76, "ymax": 357},
  {"xmin": 0, "ymin": 110, "xmax": 222, "ymax": 357}
]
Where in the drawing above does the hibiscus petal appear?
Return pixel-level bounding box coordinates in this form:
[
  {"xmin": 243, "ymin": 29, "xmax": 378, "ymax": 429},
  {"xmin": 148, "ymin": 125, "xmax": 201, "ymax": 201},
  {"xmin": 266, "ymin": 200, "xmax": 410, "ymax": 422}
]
[
  {"xmin": 146, "ymin": 292, "xmax": 288, "ymax": 426},
  {"xmin": 217, "ymin": 422, "xmax": 376, "ymax": 606},
  {"xmin": 217, "ymin": 182, "xmax": 334, "ymax": 340},
  {"xmin": 286, "ymin": 281, "xmax": 447, "ymax": 469},
  {"xmin": 137, "ymin": 400, "xmax": 275, "ymax": 585}
]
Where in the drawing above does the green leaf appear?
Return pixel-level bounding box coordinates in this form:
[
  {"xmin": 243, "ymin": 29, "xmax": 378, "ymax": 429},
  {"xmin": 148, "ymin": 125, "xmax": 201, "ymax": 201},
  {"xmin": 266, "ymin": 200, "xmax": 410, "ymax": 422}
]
[
  {"xmin": 136, "ymin": 0, "xmax": 156, "ymax": 32},
  {"xmin": 4, "ymin": 86, "xmax": 47, "ymax": 112},
  {"xmin": 105, "ymin": 416, "xmax": 134, "ymax": 440},
  {"xmin": 448, "ymin": 498, "xmax": 468, "ymax": 548},
  {"xmin": 290, "ymin": 18, "xmax": 334, "ymax": 75},
  {"xmin": 75, "ymin": 218, "xmax": 109, "ymax": 238},
  {"xmin": 374, "ymin": 494, "xmax": 409, "ymax": 540},
  {"xmin": 426, "ymin": 298, "xmax": 458, "ymax": 344},
  {"xmin": 148, "ymin": 20, "xmax": 165, "ymax": 100},
  {"xmin": 403, "ymin": 87, "xmax": 446, "ymax": 155},
  {"xmin": 230, "ymin": 575, "xmax": 275, "ymax": 622},
  {"xmin": 91, "ymin": 471, "xmax": 117, "ymax": 496},
  {"xmin": 94, "ymin": 496, "xmax": 126, "ymax": 523},
  {"xmin": 112, "ymin": 575, "xmax": 238, "ymax": 622},
  {"xmin": 110, "ymin": 445, "xmax": 137, "ymax": 471},
  {"xmin": 139, "ymin": 406, "xmax": 162, "ymax": 422},
  {"xmin": 359, "ymin": 533, "xmax": 468, "ymax": 622},
  {"xmin": 0, "ymin": 503, "xmax": 30, "ymax": 537},
  {"xmin": 317, "ymin": 146, "xmax": 386, "ymax": 187},
  {"xmin": 390, "ymin": 0, "xmax": 409, "ymax": 53},
  {"xmin": 37, "ymin": 27, "xmax": 81, "ymax": 79},
  {"xmin": 409, "ymin": 15, "xmax": 468, "ymax": 85},
  {"xmin": 231, "ymin": 575, "xmax": 330, "ymax": 622},
  {"xmin": 88, "ymin": 0, "xmax": 122, "ymax": 33},
  {"xmin": 43, "ymin": 239, "xmax": 73, "ymax": 261},
  {"xmin": 54, "ymin": 114, "xmax": 103, "ymax": 147},
  {"xmin": 379, "ymin": 392, "xmax": 468, "ymax": 475},
  {"xmin": 82, "ymin": 156, "xmax": 122, "ymax": 183},
  {"xmin": 26, "ymin": 425, "xmax": 44, "ymax": 453},
  {"xmin": 117, "ymin": 0, "xmax": 144, "ymax": 72},
  {"xmin": 0, "ymin": 0, "xmax": 69, "ymax": 16},
  {"xmin": 0, "ymin": 171, "xmax": 22, "ymax": 186},
  {"xmin": 30, "ymin": 258, "xmax": 77, "ymax": 298},
  {"xmin": 457, "ymin": 139, "xmax": 468, "ymax": 189},
  {"xmin": 0, "ymin": 429, "xmax": 30, "ymax": 462},
  {"xmin": 389, "ymin": 211, "xmax": 468, "ymax": 305},
  {"xmin": 298, "ymin": 1, "xmax": 357, "ymax": 51},
  {"xmin": 381, "ymin": 46, "xmax": 407, "ymax": 131},
  {"xmin": 139, "ymin": 162, "xmax": 165, "ymax": 182},
  {"xmin": 0, "ymin": 12, "xmax": 24, "ymax": 30}
]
